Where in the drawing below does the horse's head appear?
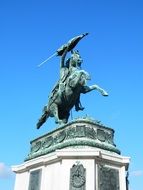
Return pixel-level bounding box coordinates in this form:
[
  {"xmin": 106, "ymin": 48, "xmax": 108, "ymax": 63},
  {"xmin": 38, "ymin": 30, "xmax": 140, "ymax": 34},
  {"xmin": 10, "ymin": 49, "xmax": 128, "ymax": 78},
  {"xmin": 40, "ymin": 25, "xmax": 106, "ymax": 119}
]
[{"xmin": 68, "ymin": 70, "xmax": 90, "ymax": 88}]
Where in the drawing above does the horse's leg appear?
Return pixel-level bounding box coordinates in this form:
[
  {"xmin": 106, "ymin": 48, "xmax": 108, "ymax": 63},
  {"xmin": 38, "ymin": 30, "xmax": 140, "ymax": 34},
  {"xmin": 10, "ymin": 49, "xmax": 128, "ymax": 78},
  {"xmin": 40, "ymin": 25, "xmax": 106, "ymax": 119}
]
[
  {"xmin": 61, "ymin": 112, "xmax": 69, "ymax": 124},
  {"xmin": 52, "ymin": 104, "xmax": 61, "ymax": 124},
  {"xmin": 51, "ymin": 104, "xmax": 65, "ymax": 125},
  {"xmin": 91, "ymin": 85, "xmax": 108, "ymax": 96},
  {"xmin": 81, "ymin": 85, "xmax": 108, "ymax": 96}
]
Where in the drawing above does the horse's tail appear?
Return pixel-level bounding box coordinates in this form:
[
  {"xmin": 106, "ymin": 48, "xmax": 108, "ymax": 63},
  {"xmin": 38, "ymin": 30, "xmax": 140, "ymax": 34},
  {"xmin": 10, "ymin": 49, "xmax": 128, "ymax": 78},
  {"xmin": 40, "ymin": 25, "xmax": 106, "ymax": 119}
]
[{"xmin": 36, "ymin": 106, "xmax": 50, "ymax": 129}]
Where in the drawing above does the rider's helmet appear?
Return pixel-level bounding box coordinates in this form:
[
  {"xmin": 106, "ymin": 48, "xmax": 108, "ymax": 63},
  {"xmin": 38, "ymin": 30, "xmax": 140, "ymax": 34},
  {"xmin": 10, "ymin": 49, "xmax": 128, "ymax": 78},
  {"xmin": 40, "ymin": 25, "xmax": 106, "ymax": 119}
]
[{"xmin": 69, "ymin": 50, "xmax": 83, "ymax": 69}]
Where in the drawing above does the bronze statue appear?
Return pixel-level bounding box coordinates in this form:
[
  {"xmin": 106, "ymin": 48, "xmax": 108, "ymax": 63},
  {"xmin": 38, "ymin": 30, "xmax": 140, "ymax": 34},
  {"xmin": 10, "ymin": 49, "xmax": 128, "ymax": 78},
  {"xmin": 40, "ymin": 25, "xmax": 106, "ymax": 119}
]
[{"xmin": 36, "ymin": 33, "xmax": 108, "ymax": 129}]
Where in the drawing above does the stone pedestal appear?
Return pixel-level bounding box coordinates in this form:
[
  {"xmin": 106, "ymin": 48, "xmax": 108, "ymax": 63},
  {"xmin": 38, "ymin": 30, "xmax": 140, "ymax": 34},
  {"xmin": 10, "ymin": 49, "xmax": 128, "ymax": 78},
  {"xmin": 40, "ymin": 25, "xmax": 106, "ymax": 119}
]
[{"xmin": 12, "ymin": 118, "xmax": 130, "ymax": 190}]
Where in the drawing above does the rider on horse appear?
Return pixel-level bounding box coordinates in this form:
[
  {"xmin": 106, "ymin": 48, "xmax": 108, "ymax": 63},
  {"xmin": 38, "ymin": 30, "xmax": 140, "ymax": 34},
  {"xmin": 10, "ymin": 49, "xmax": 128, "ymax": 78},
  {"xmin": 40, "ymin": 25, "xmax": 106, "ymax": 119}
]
[
  {"xmin": 36, "ymin": 33, "xmax": 108, "ymax": 129},
  {"xmin": 59, "ymin": 47, "xmax": 84, "ymax": 111}
]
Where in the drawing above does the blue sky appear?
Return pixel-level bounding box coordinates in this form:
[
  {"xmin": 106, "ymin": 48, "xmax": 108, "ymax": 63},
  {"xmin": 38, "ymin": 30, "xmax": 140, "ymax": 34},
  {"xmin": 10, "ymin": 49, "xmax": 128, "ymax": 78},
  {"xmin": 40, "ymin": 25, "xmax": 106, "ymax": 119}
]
[{"xmin": 0, "ymin": 0, "xmax": 143, "ymax": 189}]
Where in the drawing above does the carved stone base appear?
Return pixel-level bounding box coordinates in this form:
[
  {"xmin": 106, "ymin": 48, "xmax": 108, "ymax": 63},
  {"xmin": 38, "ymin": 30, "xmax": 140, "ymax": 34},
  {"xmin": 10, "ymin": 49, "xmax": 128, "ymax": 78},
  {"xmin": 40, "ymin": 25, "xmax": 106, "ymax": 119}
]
[
  {"xmin": 25, "ymin": 118, "xmax": 120, "ymax": 161},
  {"xmin": 12, "ymin": 118, "xmax": 130, "ymax": 190}
]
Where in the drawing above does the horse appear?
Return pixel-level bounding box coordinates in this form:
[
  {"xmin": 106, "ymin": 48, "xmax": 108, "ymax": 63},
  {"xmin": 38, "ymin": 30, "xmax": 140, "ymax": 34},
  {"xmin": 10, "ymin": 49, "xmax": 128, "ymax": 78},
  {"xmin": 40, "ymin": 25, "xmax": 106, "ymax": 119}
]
[{"xmin": 36, "ymin": 69, "xmax": 108, "ymax": 129}]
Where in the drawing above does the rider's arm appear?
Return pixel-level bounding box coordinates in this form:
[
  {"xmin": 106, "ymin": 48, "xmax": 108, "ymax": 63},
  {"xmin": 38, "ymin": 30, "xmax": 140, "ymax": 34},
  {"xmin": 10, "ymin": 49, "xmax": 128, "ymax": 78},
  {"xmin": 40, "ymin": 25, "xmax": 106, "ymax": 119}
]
[{"xmin": 60, "ymin": 46, "xmax": 69, "ymax": 68}]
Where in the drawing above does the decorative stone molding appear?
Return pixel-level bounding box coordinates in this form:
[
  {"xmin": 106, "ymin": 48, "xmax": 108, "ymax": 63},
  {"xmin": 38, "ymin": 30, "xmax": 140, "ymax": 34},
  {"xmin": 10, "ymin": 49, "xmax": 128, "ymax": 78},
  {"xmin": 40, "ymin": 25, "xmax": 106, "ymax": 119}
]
[{"xmin": 25, "ymin": 118, "xmax": 120, "ymax": 161}]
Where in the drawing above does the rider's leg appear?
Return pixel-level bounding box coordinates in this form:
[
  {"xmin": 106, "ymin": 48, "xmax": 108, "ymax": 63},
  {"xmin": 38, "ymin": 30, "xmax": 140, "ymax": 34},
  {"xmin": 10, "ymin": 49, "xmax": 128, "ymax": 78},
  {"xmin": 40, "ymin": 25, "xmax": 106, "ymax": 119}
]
[
  {"xmin": 52, "ymin": 104, "xmax": 60, "ymax": 124},
  {"xmin": 75, "ymin": 96, "xmax": 84, "ymax": 111}
]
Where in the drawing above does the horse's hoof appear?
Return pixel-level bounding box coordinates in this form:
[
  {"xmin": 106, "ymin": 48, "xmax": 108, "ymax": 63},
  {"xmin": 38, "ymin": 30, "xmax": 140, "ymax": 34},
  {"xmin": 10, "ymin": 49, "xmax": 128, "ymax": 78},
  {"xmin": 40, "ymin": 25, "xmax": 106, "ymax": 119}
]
[
  {"xmin": 55, "ymin": 120, "xmax": 59, "ymax": 124},
  {"xmin": 75, "ymin": 107, "xmax": 85, "ymax": 111},
  {"xmin": 103, "ymin": 92, "xmax": 108, "ymax": 96},
  {"xmin": 101, "ymin": 90, "xmax": 108, "ymax": 96}
]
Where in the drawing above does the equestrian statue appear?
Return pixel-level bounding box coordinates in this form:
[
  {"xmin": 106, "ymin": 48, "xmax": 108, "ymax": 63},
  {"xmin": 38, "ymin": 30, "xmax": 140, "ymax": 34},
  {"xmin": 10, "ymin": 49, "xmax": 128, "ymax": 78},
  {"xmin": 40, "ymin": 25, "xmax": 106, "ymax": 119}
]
[{"xmin": 36, "ymin": 33, "xmax": 108, "ymax": 129}]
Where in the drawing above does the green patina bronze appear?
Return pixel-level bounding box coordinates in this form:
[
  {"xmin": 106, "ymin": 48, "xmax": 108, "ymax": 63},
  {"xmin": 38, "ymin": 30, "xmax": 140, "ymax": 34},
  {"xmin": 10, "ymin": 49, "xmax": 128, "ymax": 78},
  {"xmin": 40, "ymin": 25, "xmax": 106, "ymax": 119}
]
[
  {"xmin": 98, "ymin": 165, "xmax": 120, "ymax": 190},
  {"xmin": 30, "ymin": 35, "xmax": 113, "ymax": 161},
  {"xmin": 28, "ymin": 169, "xmax": 42, "ymax": 190},
  {"xmin": 36, "ymin": 33, "xmax": 108, "ymax": 129},
  {"xmin": 26, "ymin": 118, "xmax": 120, "ymax": 161},
  {"xmin": 70, "ymin": 162, "xmax": 86, "ymax": 190}
]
